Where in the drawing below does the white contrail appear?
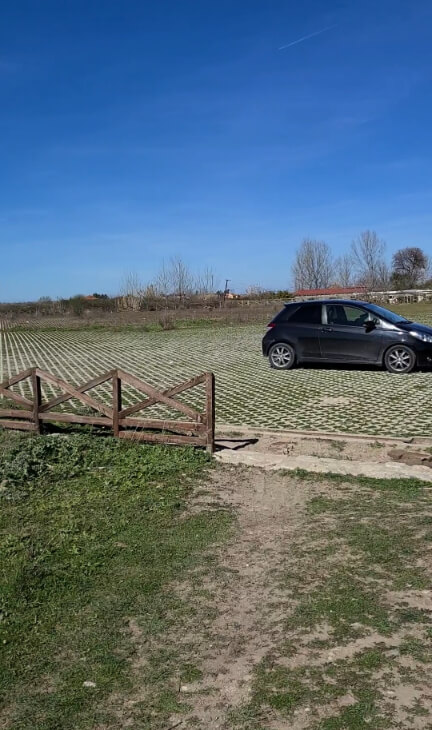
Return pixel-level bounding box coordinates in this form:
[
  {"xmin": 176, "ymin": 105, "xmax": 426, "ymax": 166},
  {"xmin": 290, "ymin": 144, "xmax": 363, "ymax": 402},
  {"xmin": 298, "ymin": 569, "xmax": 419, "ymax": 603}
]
[{"xmin": 279, "ymin": 24, "xmax": 337, "ymax": 50}]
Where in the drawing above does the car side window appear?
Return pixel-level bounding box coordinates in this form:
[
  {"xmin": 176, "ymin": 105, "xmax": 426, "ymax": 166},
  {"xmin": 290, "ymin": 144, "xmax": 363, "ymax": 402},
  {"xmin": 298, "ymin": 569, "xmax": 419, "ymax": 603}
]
[
  {"xmin": 326, "ymin": 305, "xmax": 369, "ymax": 327},
  {"xmin": 288, "ymin": 304, "xmax": 322, "ymax": 324}
]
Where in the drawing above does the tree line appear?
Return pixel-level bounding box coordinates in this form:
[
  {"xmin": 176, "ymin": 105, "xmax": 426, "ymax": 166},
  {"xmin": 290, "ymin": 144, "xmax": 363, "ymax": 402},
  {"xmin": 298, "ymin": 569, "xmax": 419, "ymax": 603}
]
[
  {"xmin": 293, "ymin": 230, "xmax": 431, "ymax": 292},
  {"xmin": 2, "ymin": 238, "xmax": 431, "ymax": 315},
  {"xmin": 119, "ymin": 256, "xmax": 223, "ymax": 310}
]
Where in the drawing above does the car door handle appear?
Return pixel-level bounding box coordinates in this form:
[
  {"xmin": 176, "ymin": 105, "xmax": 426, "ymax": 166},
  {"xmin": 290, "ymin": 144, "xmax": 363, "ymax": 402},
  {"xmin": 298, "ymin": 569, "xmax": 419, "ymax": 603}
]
[{"xmin": 321, "ymin": 327, "xmax": 333, "ymax": 333}]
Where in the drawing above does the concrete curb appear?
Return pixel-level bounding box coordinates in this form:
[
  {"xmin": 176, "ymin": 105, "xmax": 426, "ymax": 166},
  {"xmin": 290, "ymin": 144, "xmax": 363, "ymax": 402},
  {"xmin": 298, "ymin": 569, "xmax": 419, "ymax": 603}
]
[{"xmin": 215, "ymin": 450, "xmax": 432, "ymax": 482}]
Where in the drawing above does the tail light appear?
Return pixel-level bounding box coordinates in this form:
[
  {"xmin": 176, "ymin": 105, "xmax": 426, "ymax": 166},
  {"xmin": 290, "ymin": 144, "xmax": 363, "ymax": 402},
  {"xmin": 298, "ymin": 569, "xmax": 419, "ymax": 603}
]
[{"xmin": 266, "ymin": 322, "xmax": 276, "ymax": 329}]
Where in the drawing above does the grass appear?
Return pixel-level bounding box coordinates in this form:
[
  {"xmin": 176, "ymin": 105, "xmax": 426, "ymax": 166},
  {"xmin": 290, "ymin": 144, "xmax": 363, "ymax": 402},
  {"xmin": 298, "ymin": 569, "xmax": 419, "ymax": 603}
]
[
  {"xmin": 232, "ymin": 472, "xmax": 432, "ymax": 729},
  {"xmin": 250, "ymin": 648, "xmax": 390, "ymax": 727},
  {"xmin": 285, "ymin": 570, "xmax": 394, "ymax": 640},
  {"xmin": 3, "ymin": 430, "xmax": 432, "ymax": 729},
  {"xmin": 0, "ymin": 430, "xmax": 232, "ymax": 730},
  {"xmin": 4, "ymin": 299, "xmax": 432, "ymax": 332}
]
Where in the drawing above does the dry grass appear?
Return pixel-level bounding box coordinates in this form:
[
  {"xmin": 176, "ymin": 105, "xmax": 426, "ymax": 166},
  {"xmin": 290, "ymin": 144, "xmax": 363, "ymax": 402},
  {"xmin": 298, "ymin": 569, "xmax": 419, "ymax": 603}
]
[{"xmin": 1, "ymin": 301, "xmax": 284, "ymax": 331}]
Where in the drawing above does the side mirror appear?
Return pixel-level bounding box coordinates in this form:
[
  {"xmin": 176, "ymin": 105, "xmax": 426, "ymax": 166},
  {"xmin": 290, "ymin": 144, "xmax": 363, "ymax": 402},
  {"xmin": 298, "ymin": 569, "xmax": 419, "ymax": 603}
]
[{"xmin": 364, "ymin": 320, "xmax": 376, "ymax": 332}]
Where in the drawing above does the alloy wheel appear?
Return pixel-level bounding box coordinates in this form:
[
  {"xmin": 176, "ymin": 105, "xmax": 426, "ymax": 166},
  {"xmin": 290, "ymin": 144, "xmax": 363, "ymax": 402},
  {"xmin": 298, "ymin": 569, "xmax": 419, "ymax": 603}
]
[
  {"xmin": 387, "ymin": 347, "xmax": 413, "ymax": 373},
  {"xmin": 270, "ymin": 344, "xmax": 293, "ymax": 369}
]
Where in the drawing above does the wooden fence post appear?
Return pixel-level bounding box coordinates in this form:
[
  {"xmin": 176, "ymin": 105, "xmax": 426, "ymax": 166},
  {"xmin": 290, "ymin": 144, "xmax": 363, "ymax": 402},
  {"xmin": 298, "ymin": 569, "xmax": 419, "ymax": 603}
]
[
  {"xmin": 205, "ymin": 372, "xmax": 215, "ymax": 454},
  {"xmin": 32, "ymin": 368, "xmax": 42, "ymax": 434},
  {"xmin": 112, "ymin": 370, "xmax": 122, "ymax": 437}
]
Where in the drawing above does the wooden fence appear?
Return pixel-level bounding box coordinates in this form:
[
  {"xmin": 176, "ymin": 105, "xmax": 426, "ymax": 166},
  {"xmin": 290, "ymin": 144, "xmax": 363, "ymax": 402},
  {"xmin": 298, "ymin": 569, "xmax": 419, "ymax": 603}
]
[{"xmin": 0, "ymin": 367, "xmax": 215, "ymax": 452}]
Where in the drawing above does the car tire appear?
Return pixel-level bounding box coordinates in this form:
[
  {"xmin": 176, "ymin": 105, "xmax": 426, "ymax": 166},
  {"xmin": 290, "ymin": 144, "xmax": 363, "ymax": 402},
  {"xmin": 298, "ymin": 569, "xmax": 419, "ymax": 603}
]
[
  {"xmin": 384, "ymin": 345, "xmax": 416, "ymax": 374},
  {"xmin": 269, "ymin": 343, "xmax": 296, "ymax": 370}
]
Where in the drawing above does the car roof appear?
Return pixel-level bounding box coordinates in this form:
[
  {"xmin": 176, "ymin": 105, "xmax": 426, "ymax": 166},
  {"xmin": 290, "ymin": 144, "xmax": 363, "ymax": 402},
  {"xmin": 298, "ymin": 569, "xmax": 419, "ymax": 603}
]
[{"xmin": 285, "ymin": 299, "xmax": 371, "ymax": 307}]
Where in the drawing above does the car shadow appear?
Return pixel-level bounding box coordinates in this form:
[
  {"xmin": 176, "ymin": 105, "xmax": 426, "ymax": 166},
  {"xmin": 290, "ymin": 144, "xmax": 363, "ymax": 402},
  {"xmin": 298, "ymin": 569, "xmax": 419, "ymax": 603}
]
[
  {"xmin": 299, "ymin": 362, "xmax": 431, "ymax": 374},
  {"xmin": 300, "ymin": 362, "xmax": 382, "ymax": 373},
  {"xmin": 215, "ymin": 438, "xmax": 259, "ymax": 452}
]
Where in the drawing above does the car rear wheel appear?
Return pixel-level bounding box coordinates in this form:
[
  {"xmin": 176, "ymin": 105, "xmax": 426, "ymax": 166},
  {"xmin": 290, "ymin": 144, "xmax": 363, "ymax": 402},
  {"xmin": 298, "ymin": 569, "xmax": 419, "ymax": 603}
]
[
  {"xmin": 269, "ymin": 343, "xmax": 296, "ymax": 370},
  {"xmin": 384, "ymin": 345, "xmax": 416, "ymax": 374}
]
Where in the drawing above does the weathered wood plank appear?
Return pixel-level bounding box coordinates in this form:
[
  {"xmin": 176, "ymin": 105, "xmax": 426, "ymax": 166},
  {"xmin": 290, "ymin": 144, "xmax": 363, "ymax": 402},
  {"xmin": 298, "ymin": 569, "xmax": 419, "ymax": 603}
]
[
  {"xmin": 0, "ymin": 387, "xmax": 33, "ymax": 409},
  {"xmin": 119, "ymin": 431, "xmax": 206, "ymax": 446},
  {"xmin": 40, "ymin": 370, "xmax": 116, "ymax": 412},
  {"xmin": 36, "ymin": 369, "xmax": 113, "ymax": 419},
  {"xmin": 112, "ymin": 372, "xmax": 121, "ymax": 437},
  {"xmin": 205, "ymin": 372, "xmax": 215, "ymax": 454},
  {"xmin": 32, "ymin": 369, "xmax": 42, "ymax": 434},
  {"xmin": 119, "ymin": 372, "xmax": 206, "ymax": 418},
  {"xmin": 119, "ymin": 417, "xmax": 206, "ymax": 432},
  {"xmin": 0, "ymin": 368, "xmax": 34, "ymax": 389},
  {"xmin": 39, "ymin": 413, "xmax": 112, "ymax": 426},
  {"xmin": 0, "ymin": 409, "xmax": 34, "ymax": 419},
  {"xmin": 117, "ymin": 370, "xmax": 200, "ymax": 420},
  {"xmin": 0, "ymin": 419, "xmax": 37, "ymax": 431}
]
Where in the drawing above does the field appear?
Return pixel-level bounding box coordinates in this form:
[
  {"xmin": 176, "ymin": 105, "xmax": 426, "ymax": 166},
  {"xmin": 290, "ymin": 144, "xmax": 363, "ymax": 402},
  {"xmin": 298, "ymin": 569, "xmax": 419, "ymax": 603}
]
[
  {"xmin": 2, "ymin": 432, "xmax": 432, "ymax": 729},
  {"xmin": 1, "ymin": 302, "xmax": 432, "ymax": 437}
]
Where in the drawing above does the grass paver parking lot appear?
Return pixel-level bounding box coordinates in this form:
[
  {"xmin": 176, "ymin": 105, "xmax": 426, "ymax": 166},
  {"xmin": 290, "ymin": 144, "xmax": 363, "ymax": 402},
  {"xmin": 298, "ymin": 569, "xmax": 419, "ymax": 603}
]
[{"xmin": 1, "ymin": 306, "xmax": 432, "ymax": 437}]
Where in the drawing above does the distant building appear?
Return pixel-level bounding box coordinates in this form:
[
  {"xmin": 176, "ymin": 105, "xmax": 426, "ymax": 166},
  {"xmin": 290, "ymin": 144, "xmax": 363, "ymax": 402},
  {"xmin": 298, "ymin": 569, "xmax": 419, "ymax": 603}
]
[
  {"xmin": 369, "ymin": 289, "xmax": 432, "ymax": 304},
  {"xmin": 293, "ymin": 286, "xmax": 432, "ymax": 304},
  {"xmin": 293, "ymin": 286, "xmax": 367, "ymax": 301}
]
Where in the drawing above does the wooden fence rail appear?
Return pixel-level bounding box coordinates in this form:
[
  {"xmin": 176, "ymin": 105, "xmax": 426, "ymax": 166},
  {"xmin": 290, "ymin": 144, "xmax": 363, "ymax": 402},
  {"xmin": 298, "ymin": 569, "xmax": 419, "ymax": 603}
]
[{"xmin": 0, "ymin": 367, "xmax": 215, "ymax": 453}]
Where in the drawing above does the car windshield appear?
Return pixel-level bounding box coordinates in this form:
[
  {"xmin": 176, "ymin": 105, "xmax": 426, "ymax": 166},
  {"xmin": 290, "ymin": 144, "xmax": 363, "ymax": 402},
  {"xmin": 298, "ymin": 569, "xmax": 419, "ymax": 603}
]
[{"xmin": 366, "ymin": 303, "xmax": 410, "ymax": 325}]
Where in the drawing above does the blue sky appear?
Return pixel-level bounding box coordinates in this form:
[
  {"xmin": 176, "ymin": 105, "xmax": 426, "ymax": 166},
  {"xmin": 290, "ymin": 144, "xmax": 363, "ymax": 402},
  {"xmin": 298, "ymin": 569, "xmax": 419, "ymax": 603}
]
[{"xmin": 1, "ymin": 0, "xmax": 432, "ymax": 300}]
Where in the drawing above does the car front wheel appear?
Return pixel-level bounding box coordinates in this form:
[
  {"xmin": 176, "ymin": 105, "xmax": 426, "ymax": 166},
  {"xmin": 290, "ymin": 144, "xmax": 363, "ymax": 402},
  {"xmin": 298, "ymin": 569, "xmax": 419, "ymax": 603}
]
[
  {"xmin": 384, "ymin": 345, "xmax": 416, "ymax": 374},
  {"xmin": 269, "ymin": 343, "xmax": 296, "ymax": 370}
]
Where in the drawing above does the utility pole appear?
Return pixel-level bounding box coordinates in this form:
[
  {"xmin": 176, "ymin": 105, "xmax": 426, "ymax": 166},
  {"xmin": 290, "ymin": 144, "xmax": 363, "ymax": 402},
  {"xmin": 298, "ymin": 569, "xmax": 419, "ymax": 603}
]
[{"xmin": 223, "ymin": 279, "xmax": 230, "ymax": 304}]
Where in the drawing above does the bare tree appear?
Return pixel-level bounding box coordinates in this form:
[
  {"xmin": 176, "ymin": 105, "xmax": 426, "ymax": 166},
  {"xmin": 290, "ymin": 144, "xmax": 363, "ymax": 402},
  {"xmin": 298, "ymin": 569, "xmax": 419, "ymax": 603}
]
[
  {"xmin": 391, "ymin": 247, "xmax": 430, "ymax": 288},
  {"xmin": 377, "ymin": 259, "xmax": 391, "ymax": 290},
  {"xmin": 195, "ymin": 266, "xmax": 217, "ymax": 294},
  {"xmin": 154, "ymin": 260, "xmax": 171, "ymax": 296},
  {"xmin": 351, "ymin": 230, "xmax": 387, "ymax": 290},
  {"xmin": 119, "ymin": 271, "xmax": 145, "ymax": 310},
  {"xmin": 167, "ymin": 256, "xmax": 194, "ymax": 302},
  {"xmin": 141, "ymin": 283, "xmax": 161, "ymax": 309},
  {"xmin": 242, "ymin": 284, "xmax": 266, "ymax": 300},
  {"xmin": 335, "ymin": 253, "xmax": 355, "ymax": 287},
  {"xmin": 292, "ymin": 239, "xmax": 333, "ymax": 290}
]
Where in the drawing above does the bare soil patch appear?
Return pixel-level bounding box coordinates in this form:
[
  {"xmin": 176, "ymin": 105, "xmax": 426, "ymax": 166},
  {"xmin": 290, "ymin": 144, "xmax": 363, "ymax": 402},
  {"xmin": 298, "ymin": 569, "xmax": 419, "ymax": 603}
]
[{"xmin": 122, "ymin": 464, "xmax": 432, "ymax": 729}]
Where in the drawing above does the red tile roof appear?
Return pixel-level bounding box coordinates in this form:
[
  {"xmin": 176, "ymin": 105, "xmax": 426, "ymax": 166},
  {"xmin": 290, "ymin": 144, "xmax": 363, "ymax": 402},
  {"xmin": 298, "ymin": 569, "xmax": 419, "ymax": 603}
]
[{"xmin": 294, "ymin": 286, "xmax": 367, "ymax": 297}]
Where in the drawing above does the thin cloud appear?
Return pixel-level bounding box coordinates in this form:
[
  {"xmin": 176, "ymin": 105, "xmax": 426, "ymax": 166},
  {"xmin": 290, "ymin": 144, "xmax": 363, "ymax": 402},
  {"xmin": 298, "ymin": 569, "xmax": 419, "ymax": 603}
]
[{"xmin": 279, "ymin": 24, "xmax": 337, "ymax": 50}]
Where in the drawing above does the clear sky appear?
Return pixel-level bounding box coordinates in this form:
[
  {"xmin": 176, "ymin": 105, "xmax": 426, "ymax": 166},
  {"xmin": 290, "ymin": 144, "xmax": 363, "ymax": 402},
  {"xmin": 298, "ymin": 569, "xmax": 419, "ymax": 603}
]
[{"xmin": 1, "ymin": 0, "xmax": 432, "ymax": 300}]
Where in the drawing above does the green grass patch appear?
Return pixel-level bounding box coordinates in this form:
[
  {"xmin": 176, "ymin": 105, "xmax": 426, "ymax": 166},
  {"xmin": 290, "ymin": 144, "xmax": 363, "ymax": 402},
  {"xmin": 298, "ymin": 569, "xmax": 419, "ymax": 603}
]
[
  {"xmin": 233, "ymin": 471, "xmax": 432, "ymax": 729},
  {"xmin": 296, "ymin": 469, "xmax": 432, "ymax": 492},
  {"xmin": 286, "ymin": 571, "xmax": 393, "ymax": 640},
  {"xmin": 0, "ymin": 432, "xmax": 232, "ymax": 729},
  {"xmin": 240, "ymin": 648, "xmax": 391, "ymax": 729}
]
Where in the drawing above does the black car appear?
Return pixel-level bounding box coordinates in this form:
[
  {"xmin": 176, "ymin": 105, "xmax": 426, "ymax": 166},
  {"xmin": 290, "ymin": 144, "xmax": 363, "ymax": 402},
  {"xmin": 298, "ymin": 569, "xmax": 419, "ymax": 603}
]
[{"xmin": 262, "ymin": 299, "xmax": 432, "ymax": 374}]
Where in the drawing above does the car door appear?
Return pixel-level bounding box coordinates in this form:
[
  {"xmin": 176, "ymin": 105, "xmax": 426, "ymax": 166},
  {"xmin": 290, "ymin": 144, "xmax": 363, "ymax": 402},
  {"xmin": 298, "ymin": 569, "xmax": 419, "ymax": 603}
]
[
  {"xmin": 284, "ymin": 303, "xmax": 323, "ymax": 359},
  {"xmin": 320, "ymin": 304, "xmax": 383, "ymax": 363}
]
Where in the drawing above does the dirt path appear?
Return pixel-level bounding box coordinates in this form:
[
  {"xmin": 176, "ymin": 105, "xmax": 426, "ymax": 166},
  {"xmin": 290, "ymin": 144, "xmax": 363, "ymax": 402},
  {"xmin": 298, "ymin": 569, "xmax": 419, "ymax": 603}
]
[
  {"xmin": 160, "ymin": 465, "xmax": 347, "ymax": 729},
  {"xmin": 164, "ymin": 465, "xmax": 432, "ymax": 730},
  {"xmin": 175, "ymin": 467, "xmax": 312, "ymax": 727},
  {"xmin": 114, "ymin": 463, "xmax": 432, "ymax": 729}
]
